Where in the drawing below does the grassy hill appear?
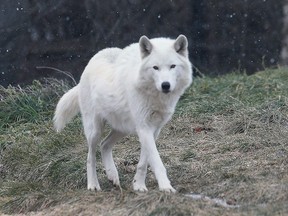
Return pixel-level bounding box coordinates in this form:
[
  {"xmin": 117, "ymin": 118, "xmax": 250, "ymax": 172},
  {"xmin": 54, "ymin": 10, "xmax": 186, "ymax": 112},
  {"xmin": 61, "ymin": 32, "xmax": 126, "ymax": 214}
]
[{"xmin": 0, "ymin": 68, "xmax": 287, "ymax": 215}]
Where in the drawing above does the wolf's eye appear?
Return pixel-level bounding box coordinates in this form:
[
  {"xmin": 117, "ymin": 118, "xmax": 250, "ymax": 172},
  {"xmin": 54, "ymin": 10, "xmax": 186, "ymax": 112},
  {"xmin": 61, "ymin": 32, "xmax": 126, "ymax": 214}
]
[
  {"xmin": 153, "ymin": 66, "xmax": 159, "ymax": 70},
  {"xmin": 170, "ymin": 64, "xmax": 176, "ymax": 69}
]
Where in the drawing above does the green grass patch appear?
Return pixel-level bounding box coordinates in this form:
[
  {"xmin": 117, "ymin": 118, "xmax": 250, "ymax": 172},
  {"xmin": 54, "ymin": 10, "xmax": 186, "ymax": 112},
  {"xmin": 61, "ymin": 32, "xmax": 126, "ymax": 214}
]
[
  {"xmin": 177, "ymin": 68, "xmax": 288, "ymax": 116},
  {"xmin": 0, "ymin": 79, "xmax": 70, "ymax": 129}
]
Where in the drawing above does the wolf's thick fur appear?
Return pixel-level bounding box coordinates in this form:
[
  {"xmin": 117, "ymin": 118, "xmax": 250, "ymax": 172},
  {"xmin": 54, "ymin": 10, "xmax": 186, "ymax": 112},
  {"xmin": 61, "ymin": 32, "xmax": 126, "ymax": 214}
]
[{"xmin": 54, "ymin": 35, "xmax": 193, "ymax": 192}]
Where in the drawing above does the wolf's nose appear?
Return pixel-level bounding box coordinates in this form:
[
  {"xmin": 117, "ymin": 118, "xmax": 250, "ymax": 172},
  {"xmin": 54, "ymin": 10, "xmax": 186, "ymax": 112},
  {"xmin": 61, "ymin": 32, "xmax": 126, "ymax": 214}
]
[{"xmin": 161, "ymin": 82, "xmax": 170, "ymax": 93}]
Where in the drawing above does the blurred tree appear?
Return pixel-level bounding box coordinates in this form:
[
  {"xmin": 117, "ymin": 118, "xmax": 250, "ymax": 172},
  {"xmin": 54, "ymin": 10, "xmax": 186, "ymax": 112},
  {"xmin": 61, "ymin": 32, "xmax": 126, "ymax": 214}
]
[
  {"xmin": 0, "ymin": 0, "xmax": 284, "ymax": 86},
  {"xmin": 281, "ymin": 0, "xmax": 288, "ymax": 64},
  {"xmin": 193, "ymin": 0, "xmax": 283, "ymax": 75}
]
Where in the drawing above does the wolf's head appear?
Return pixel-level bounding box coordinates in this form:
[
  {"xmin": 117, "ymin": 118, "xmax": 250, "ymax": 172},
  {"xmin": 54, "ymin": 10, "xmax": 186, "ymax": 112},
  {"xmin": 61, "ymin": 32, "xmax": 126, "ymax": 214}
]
[{"xmin": 138, "ymin": 35, "xmax": 192, "ymax": 95}]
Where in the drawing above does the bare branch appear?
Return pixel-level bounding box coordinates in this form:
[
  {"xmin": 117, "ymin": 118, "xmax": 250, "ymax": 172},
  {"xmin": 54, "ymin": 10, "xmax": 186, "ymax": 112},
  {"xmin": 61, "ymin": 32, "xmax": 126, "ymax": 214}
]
[{"xmin": 36, "ymin": 66, "xmax": 77, "ymax": 86}]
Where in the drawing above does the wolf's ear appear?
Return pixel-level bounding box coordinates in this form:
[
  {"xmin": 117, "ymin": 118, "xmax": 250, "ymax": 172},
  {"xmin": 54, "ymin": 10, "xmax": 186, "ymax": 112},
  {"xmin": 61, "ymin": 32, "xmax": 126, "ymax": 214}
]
[
  {"xmin": 139, "ymin": 35, "xmax": 153, "ymax": 58},
  {"xmin": 174, "ymin": 35, "xmax": 188, "ymax": 57}
]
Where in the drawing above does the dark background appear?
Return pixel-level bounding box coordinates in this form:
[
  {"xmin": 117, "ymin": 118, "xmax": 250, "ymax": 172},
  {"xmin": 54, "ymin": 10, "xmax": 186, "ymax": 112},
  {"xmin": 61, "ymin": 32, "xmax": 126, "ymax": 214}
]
[{"xmin": 0, "ymin": 0, "xmax": 284, "ymax": 87}]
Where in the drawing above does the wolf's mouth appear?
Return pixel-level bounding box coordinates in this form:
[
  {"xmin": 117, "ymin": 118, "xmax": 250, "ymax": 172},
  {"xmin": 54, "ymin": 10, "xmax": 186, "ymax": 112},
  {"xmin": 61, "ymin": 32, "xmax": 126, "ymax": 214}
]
[{"xmin": 162, "ymin": 89, "xmax": 171, "ymax": 94}]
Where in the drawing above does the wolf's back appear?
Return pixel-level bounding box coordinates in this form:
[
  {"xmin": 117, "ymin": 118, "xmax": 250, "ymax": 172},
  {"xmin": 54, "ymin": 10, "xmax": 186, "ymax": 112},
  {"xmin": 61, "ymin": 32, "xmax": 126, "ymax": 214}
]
[{"xmin": 53, "ymin": 85, "xmax": 80, "ymax": 132}]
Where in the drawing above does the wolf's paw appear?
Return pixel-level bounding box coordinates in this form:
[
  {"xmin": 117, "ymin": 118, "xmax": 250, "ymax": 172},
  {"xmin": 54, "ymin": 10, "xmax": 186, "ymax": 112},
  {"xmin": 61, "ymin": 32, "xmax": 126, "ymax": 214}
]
[
  {"xmin": 87, "ymin": 183, "xmax": 101, "ymax": 191},
  {"xmin": 106, "ymin": 169, "xmax": 120, "ymax": 187},
  {"xmin": 133, "ymin": 181, "xmax": 148, "ymax": 192},
  {"xmin": 159, "ymin": 185, "xmax": 176, "ymax": 193},
  {"xmin": 108, "ymin": 175, "xmax": 120, "ymax": 187}
]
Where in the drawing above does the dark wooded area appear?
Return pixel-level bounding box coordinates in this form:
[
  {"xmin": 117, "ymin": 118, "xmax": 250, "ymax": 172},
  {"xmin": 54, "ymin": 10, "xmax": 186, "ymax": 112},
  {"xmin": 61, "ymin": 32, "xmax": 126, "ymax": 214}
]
[{"xmin": 0, "ymin": 0, "xmax": 284, "ymax": 87}]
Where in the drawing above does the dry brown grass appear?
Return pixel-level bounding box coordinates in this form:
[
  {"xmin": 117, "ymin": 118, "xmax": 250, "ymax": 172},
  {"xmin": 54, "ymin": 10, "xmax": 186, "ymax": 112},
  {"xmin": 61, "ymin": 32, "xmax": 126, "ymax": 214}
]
[{"xmin": 1, "ymin": 69, "xmax": 287, "ymax": 215}]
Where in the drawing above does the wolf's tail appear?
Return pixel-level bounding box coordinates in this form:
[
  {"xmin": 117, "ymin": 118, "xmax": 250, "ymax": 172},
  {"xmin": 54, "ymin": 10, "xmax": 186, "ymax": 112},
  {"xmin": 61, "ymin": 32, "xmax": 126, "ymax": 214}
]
[{"xmin": 53, "ymin": 85, "xmax": 80, "ymax": 132}]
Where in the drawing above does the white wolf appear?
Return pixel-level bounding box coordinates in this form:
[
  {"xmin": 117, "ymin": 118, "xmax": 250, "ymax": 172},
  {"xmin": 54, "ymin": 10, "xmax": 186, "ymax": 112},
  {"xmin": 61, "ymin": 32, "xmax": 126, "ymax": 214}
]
[{"xmin": 53, "ymin": 35, "xmax": 192, "ymax": 192}]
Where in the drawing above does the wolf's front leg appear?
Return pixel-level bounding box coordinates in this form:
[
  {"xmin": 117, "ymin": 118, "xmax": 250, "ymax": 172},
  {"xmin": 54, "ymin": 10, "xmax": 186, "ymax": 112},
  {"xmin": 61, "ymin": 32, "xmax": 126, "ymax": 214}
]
[
  {"xmin": 133, "ymin": 146, "xmax": 148, "ymax": 192},
  {"xmin": 136, "ymin": 128, "xmax": 176, "ymax": 193}
]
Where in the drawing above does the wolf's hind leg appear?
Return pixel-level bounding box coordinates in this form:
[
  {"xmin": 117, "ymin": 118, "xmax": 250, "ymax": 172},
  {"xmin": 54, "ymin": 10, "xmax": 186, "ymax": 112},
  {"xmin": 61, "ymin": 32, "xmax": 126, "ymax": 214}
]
[
  {"xmin": 101, "ymin": 130, "xmax": 125, "ymax": 187},
  {"xmin": 83, "ymin": 115, "xmax": 103, "ymax": 191}
]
